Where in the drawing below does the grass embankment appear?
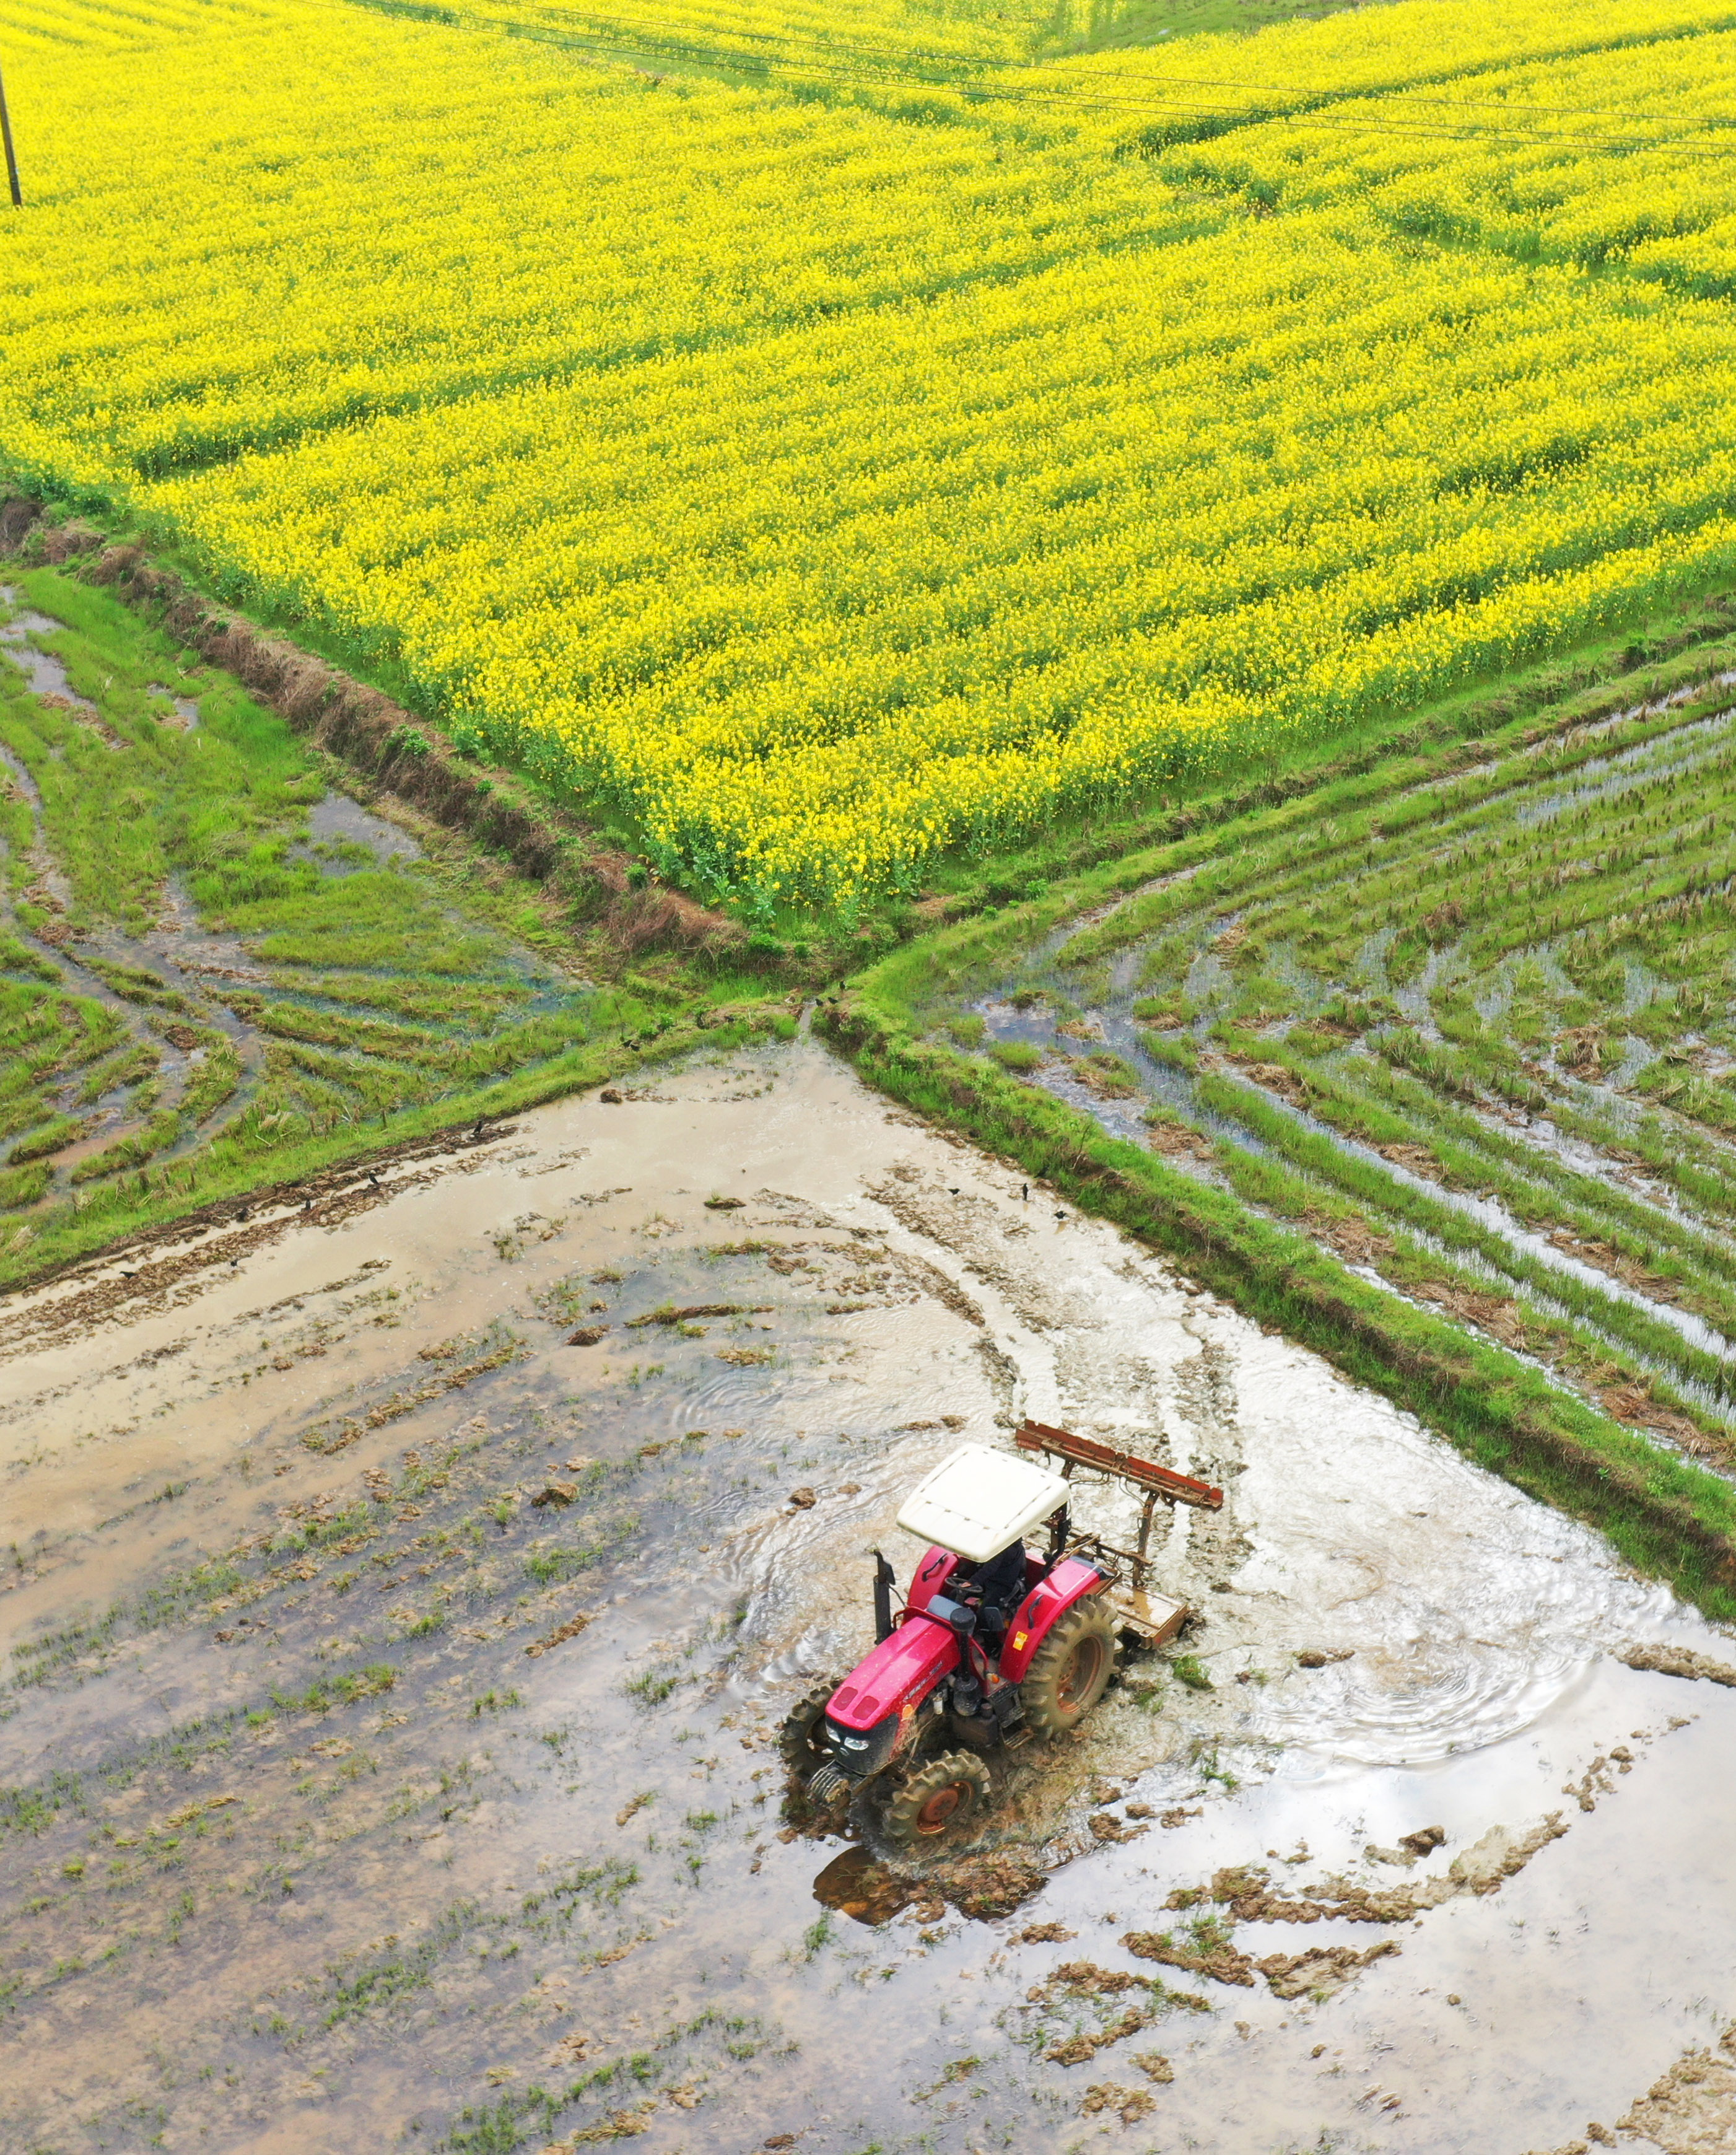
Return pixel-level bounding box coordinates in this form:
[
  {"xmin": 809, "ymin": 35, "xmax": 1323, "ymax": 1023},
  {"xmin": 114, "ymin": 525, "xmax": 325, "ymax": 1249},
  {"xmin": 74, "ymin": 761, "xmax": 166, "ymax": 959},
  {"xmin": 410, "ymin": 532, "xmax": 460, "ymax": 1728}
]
[
  {"xmin": 17, "ymin": 501, "xmax": 1736, "ymax": 973},
  {"xmin": 0, "ymin": 570, "xmax": 795, "ymax": 1291}
]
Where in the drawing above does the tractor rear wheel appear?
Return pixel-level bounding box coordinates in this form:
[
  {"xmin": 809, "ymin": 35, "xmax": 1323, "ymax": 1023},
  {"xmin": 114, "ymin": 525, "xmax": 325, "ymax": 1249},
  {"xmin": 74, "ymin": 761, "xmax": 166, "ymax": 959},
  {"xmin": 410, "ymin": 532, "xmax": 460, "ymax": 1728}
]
[
  {"xmin": 778, "ymin": 1680, "xmax": 837, "ymax": 1775},
  {"xmin": 1021, "ymin": 1599, "xmax": 1117, "ymax": 1739},
  {"xmin": 881, "ymin": 1751, "xmax": 992, "ymax": 1847}
]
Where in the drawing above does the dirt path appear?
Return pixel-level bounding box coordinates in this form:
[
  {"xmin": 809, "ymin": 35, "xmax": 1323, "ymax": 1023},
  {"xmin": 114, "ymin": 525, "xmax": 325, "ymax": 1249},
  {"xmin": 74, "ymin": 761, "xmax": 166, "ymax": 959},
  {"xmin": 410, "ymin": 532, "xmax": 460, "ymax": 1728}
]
[{"xmin": 3, "ymin": 1041, "xmax": 1734, "ymax": 2154}]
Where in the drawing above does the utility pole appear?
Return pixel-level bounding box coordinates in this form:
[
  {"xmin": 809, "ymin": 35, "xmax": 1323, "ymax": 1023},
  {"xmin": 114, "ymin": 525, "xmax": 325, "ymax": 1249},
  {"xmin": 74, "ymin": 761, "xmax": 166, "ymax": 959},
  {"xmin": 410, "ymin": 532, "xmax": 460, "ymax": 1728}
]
[{"xmin": 0, "ymin": 52, "xmax": 21, "ymax": 209}]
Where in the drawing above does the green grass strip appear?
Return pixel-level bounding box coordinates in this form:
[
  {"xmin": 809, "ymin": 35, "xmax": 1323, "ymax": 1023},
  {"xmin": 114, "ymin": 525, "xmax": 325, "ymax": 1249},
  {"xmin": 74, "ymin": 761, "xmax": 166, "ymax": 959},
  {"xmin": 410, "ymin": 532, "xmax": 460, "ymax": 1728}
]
[{"xmin": 1195, "ymin": 1068, "xmax": 1736, "ymax": 1406}]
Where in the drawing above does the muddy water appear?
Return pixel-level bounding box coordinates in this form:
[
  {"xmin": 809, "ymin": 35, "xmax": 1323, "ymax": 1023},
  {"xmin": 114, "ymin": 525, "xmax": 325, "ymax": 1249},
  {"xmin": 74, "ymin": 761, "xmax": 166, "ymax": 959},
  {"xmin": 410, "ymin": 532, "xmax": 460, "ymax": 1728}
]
[
  {"xmin": 3, "ymin": 1043, "xmax": 1734, "ymax": 2154},
  {"xmin": 294, "ymin": 790, "xmax": 425, "ymax": 875}
]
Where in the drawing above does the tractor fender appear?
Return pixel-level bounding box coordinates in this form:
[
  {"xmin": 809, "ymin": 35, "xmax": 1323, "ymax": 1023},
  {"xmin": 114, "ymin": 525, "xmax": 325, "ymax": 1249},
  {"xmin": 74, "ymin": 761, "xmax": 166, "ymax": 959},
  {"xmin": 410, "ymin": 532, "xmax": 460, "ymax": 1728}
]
[
  {"xmin": 998, "ymin": 1557, "xmax": 1104, "ymax": 1683},
  {"xmin": 826, "ymin": 1611, "xmax": 959, "ymax": 1734},
  {"xmin": 904, "ymin": 1545, "xmax": 960, "ymax": 1615}
]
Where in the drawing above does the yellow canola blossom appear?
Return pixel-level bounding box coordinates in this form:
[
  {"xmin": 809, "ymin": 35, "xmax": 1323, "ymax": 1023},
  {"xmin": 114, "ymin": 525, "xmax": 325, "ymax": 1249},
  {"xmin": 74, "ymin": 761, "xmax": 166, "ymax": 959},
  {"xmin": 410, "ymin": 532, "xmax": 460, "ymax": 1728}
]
[{"xmin": 9, "ymin": 0, "xmax": 1736, "ymax": 905}]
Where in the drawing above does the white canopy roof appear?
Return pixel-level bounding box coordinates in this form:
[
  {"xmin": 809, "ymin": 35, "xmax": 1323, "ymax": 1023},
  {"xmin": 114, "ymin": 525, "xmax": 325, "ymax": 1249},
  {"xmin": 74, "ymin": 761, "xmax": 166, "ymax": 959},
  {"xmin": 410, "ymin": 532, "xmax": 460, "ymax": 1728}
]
[{"xmin": 896, "ymin": 1442, "xmax": 1071, "ymax": 1563}]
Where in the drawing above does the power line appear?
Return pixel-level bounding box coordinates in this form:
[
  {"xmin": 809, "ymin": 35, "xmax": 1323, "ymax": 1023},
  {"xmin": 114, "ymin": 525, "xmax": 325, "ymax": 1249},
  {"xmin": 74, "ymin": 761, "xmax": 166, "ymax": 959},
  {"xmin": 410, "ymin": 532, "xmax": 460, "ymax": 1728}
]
[{"xmin": 0, "ymin": 48, "xmax": 22, "ymax": 208}]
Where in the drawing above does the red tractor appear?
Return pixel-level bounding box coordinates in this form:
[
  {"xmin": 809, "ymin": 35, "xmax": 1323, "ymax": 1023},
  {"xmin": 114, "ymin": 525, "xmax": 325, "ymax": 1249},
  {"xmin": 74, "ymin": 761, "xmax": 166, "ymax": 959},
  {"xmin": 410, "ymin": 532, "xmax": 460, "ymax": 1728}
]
[{"xmin": 780, "ymin": 1422, "xmax": 1223, "ymax": 1847}]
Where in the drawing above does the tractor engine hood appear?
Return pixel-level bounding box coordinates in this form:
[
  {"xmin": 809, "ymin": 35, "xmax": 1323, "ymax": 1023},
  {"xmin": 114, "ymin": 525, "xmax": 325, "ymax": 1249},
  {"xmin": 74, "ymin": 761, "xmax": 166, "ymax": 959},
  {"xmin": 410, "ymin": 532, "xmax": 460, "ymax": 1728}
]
[
  {"xmin": 826, "ymin": 1612, "xmax": 959, "ymax": 1730},
  {"xmin": 822, "ymin": 1606, "xmax": 960, "ymax": 1775}
]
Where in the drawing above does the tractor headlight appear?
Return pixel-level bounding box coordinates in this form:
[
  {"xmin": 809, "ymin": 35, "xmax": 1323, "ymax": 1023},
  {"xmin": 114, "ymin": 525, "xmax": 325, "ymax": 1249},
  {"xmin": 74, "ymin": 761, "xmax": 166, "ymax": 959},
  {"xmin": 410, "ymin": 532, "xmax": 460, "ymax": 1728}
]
[{"xmin": 824, "ymin": 1712, "xmax": 900, "ymax": 1775}]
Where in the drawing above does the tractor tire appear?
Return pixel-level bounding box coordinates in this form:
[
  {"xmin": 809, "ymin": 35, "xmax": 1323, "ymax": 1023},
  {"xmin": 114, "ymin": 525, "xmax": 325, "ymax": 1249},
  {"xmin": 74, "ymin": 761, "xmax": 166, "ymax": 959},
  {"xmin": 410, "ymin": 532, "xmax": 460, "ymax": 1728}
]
[
  {"xmin": 1020, "ymin": 1599, "xmax": 1117, "ymax": 1739},
  {"xmin": 778, "ymin": 1680, "xmax": 837, "ymax": 1775},
  {"xmin": 880, "ymin": 1751, "xmax": 992, "ymax": 1847}
]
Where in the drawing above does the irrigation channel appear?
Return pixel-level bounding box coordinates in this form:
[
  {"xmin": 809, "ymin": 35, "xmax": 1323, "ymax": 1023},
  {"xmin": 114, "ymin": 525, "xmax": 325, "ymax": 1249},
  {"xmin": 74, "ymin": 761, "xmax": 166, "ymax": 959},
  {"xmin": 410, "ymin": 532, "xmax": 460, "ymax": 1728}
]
[
  {"xmin": 3, "ymin": 1041, "xmax": 1735, "ymax": 2154},
  {"xmin": 949, "ymin": 673, "xmax": 1736, "ymax": 1482}
]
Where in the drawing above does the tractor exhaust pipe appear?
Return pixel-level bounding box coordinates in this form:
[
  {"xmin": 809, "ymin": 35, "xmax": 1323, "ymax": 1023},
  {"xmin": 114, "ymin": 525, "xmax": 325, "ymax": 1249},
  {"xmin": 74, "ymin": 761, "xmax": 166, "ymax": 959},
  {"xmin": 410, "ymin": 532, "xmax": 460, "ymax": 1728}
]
[{"xmin": 871, "ymin": 1550, "xmax": 896, "ymax": 1642}]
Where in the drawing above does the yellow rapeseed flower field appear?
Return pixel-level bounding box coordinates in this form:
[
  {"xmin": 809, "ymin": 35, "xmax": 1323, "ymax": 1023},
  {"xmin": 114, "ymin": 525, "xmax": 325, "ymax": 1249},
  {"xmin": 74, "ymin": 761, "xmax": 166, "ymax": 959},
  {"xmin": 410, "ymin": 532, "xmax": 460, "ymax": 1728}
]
[{"xmin": 8, "ymin": 0, "xmax": 1736, "ymax": 906}]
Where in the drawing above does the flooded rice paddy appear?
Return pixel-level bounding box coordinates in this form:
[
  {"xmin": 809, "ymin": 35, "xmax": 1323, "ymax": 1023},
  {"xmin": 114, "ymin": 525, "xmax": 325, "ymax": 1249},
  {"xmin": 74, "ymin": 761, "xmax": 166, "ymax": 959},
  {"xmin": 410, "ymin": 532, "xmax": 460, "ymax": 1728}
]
[
  {"xmin": 947, "ymin": 673, "xmax": 1736, "ymax": 1479},
  {"xmin": 4, "ymin": 1041, "xmax": 1735, "ymax": 2155}
]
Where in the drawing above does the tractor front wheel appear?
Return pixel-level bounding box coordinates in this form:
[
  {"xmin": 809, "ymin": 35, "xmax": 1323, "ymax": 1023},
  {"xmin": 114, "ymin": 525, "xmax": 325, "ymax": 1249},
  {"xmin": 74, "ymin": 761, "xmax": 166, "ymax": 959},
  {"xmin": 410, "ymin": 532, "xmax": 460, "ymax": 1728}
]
[
  {"xmin": 1020, "ymin": 1599, "xmax": 1117, "ymax": 1739},
  {"xmin": 778, "ymin": 1680, "xmax": 837, "ymax": 1775},
  {"xmin": 881, "ymin": 1751, "xmax": 992, "ymax": 1847}
]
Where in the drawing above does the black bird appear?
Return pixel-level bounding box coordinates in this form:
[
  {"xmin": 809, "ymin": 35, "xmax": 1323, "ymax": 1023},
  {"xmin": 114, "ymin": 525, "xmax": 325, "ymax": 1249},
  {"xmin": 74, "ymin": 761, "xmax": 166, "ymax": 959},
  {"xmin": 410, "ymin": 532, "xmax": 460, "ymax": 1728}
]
[
  {"xmin": 302, "ymin": 1196, "xmax": 313, "ymax": 1212},
  {"xmin": 1053, "ymin": 1209, "xmax": 1066, "ymax": 1221},
  {"xmin": 229, "ymin": 1257, "xmax": 239, "ymax": 1269},
  {"xmin": 1021, "ymin": 1183, "xmax": 1029, "ymax": 1202},
  {"xmin": 948, "ymin": 1186, "xmax": 960, "ymax": 1196},
  {"xmin": 367, "ymin": 1172, "xmax": 380, "ymax": 1187},
  {"xmin": 121, "ymin": 1269, "xmax": 137, "ymax": 1279}
]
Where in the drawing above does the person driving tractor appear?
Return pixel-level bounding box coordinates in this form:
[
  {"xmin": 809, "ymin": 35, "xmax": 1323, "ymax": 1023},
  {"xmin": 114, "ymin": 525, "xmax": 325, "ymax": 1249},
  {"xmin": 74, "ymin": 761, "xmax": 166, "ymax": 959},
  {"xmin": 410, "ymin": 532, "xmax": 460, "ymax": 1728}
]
[
  {"xmin": 951, "ymin": 1537, "xmax": 1027, "ymax": 1650},
  {"xmin": 941, "ymin": 1535, "xmax": 1031, "ymax": 1723}
]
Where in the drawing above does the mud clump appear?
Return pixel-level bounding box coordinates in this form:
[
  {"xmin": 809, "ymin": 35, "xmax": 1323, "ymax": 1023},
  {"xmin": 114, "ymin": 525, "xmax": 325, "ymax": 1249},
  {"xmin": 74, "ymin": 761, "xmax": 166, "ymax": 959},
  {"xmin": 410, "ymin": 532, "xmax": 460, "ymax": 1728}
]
[
  {"xmin": 1047, "ymin": 2006, "xmax": 1150, "ymax": 2065},
  {"xmin": 1037, "ymin": 1962, "xmax": 1152, "ymax": 2000},
  {"xmin": 1026, "ymin": 1961, "xmax": 1209, "ymax": 2066},
  {"xmin": 1366, "ymin": 1824, "xmax": 1447, "ymax": 1866},
  {"xmin": 565, "ymin": 1326, "xmax": 609, "ymax": 1346},
  {"xmin": 814, "ymin": 1843, "xmax": 1046, "ymax": 1923},
  {"xmin": 924, "ymin": 1847, "xmax": 1047, "ymax": 1918},
  {"xmin": 1081, "ymin": 2084, "xmax": 1155, "ymax": 2125},
  {"xmin": 1616, "ymin": 2023, "xmax": 1736, "ymax": 2149},
  {"xmin": 525, "ymin": 1612, "xmax": 591, "ymax": 1659},
  {"xmin": 1127, "ymin": 1819, "xmax": 1569, "ymax": 1997},
  {"xmin": 1620, "ymin": 1643, "xmax": 1736, "ymax": 1687},
  {"xmin": 1255, "ymin": 1941, "xmax": 1402, "ymax": 2000},
  {"xmin": 626, "ymin": 1301, "xmax": 749, "ymax": 1329},
  {"xmin": 1122, "ymin": 1928, "xmax": 1257, "ymax": 1988}
]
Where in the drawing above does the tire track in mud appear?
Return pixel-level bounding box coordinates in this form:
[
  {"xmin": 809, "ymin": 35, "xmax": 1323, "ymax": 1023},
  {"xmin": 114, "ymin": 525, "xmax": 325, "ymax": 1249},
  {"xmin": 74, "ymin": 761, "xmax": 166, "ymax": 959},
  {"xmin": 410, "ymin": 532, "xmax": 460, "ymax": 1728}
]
[
  {"xmin": 856, "ymin": 1161, "xmax": 1253, "ymax": 1632},
  {"xmin": 0, "ymin": 1124, "xmax": 521, "ymax": 1362}
]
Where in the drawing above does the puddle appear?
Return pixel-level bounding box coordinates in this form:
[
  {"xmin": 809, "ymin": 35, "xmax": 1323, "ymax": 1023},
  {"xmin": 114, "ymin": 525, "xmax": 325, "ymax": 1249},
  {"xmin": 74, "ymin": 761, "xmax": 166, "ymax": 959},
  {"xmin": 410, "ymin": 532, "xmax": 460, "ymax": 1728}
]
[
  {"xmin": 0, "ymin": 748, "xmax": 268, "ymax": 1163},
  {"xmin": 291, "ymin": 789, "xmax": 425, "ymax": 875},
  {"xmin": 0, "ymin": 603, "xmax": 101, "ymax": 714},
  {"xmin": 1, "ymin": 1042, "xmax": 1732, "ymax": 2153},
  {"xmin": 1516, "ymin": 701, "xmax": 1736, "ymax": 828},
  {"xmin": 146, "ymin": 680, "xmax": 200, "ymax": 730}
]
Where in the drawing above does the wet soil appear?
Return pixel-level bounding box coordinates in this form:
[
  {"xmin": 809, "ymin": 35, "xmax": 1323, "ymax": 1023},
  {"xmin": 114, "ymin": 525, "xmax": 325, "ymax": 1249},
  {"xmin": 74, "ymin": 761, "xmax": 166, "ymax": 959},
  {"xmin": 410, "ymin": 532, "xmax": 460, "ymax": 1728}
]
[{"xmin": 3, "ymin": 1043, "xmax": 1734, "ymax": 2154}]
